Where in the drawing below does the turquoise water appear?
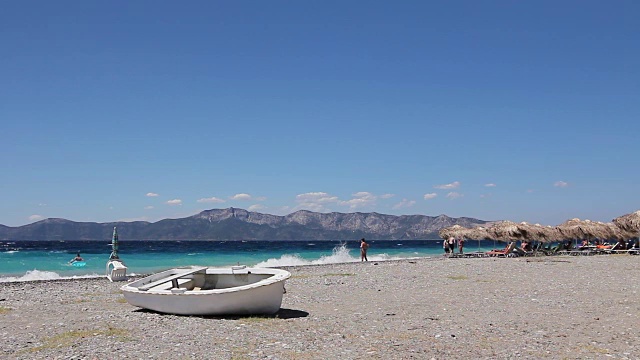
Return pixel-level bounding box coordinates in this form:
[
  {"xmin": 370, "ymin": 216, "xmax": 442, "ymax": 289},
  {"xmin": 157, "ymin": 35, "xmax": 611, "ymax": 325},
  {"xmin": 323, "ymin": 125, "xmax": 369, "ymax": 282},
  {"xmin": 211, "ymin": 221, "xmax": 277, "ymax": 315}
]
[{"xmin": 0, "ymin": 240, "xmax": 497, "ymax": 282}]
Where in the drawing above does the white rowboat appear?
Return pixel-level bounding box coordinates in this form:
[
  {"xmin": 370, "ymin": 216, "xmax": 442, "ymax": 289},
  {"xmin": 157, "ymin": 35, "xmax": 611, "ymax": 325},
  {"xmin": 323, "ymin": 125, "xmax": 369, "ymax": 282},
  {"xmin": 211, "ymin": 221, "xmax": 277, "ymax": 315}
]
[{"xmin": 121, "ymin": 265, "xmax": 290, "ymax": 316}]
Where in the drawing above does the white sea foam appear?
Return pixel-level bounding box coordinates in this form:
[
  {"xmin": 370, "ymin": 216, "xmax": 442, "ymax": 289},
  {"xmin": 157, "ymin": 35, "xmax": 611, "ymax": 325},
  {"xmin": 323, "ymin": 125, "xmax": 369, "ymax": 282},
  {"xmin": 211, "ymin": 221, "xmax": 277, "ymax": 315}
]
[
  {"xmin": 0, "ymin": 270, "xmax": 102, "ymax": 283},
  {"xmin": 254, "ymin": 243, "xmax": 407, "ymax": 267},
  {"xmin": 4, "ymin": 250, "xmax": 19, "ymax": 254}
]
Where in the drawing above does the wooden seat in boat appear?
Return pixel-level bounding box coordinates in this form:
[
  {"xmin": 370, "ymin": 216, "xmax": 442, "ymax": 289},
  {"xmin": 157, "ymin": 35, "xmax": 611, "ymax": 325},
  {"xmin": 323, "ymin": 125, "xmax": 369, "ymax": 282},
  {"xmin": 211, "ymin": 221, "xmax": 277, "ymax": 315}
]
[{"xmin": 138, "ymin": 266, "xmax": 207, "ymax": 291}]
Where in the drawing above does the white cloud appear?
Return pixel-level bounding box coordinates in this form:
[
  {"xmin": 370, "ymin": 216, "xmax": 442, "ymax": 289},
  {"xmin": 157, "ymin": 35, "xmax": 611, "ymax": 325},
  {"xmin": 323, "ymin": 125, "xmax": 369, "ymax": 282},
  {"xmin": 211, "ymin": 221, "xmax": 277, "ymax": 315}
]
[
  {"xmin": 295, "ymin": 192, "xmax": 340, "ymax": 212},
  {"xmin": 29, "ymin": 214, "xmax": 44, "ymax": 222},
  {"xmin": 255, "ymin": 196, "xmax": 267, "ymax": 201},
  {"xmin": 230, "ymin": 193, "xmax": 252, "ymax": 200},
  {"xmin": 166, "ymin": 199, "xmax": 182, "ymax": 205},
  {"xmin": 339, "ymin": 192, "xmax": 377, "ymax": 210},
  {"xmin": 38, "ymin": 203, "xmax": 47, "ymax": 207},
  {"xmin": 479, "ymin": 194, "xmax": 491, "ymax": 198},
  {"xmin": 380, "ymin": 193, "xmax": 395, "ymax": 199},
  {"xmin": 446, "ymin": 192, "xmax": 463, "ymax": 200},
  {"xmin": 392, "ymin": 199, "xmax": 416, "ymax": 209},
  {"xmin": 146, "ymin": 192, "xmax": 159, "ymax": 197},
  {"xmin": 294, "ymin": 191, "xmax": 382, "ymax": 212},
  {"xmin": 527, "ymin": 189, "xmax": 534, "ymax": 193},
  {"xmin": 554, "ymin": 181, "xmax": 569, "ymax": 188},
  {"xmin": 248, "ymin": 204, "xmax": 266, "ymax": 211},
  {"xmin": 197, "ymin": 197, "xmax": 226, "ymax": 203},
  {"xmin": 144, "ymin": 206, "xmax": 154, "ymax": 210},
  {"xmin": 423, "ymin": 193, "xmax": 437, "ymax": 200},
  {"xmin": 296, "ymin": 192, "xmax": 339, "ymax": 204},
  {"xmin": 485, "ymin": 183, "xmax": 496, "ymax": 187},
  {"xmin": 434, "ymin": 181, "xmax": 460, "ymax": 190}
]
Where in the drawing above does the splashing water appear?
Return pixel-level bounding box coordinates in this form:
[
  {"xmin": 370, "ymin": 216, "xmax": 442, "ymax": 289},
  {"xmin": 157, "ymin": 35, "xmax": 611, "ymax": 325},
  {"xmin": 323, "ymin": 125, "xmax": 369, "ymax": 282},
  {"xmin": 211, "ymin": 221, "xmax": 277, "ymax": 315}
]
[
  {"xmin": 0, "ymin": 269, "xmax": 102, "ymax": 283},
  {"xmin": 255, "ymin": 242, "xmax": 356, "ymax": 267}
]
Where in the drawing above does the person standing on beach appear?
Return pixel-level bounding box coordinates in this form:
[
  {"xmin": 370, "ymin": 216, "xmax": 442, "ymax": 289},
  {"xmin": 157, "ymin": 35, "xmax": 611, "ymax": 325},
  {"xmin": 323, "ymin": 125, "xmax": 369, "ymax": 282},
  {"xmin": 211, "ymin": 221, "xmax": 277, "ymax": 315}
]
[
  {"xmin": 444, "ymin": 238, "xmax": 450, "ymax": 255},
  {"xmin": 360, "ymin": 238, "xmax": 369, "ymax": 262},
  {"xmin": 448, "ymin": 237, "xmax": 456, "ymax": 254},
  {"xmin": 458, "ymin": 238, "xmax": 465, "ymax": 254}
]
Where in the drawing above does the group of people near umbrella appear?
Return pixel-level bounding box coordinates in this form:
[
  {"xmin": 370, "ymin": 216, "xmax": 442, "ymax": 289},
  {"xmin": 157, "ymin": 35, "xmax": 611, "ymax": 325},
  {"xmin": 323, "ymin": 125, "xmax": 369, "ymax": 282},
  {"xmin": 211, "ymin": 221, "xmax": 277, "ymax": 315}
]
[{"xmin": 439, "ymin": 210, "xmax": 640, "ymax": 256}]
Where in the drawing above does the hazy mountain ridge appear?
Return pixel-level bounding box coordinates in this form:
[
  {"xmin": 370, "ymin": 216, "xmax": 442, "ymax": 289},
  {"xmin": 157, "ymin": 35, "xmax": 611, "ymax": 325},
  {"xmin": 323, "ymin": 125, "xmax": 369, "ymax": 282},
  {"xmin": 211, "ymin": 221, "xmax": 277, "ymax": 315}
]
[{"xmin": 0, "ymin": 208, "xmax": 491, "ymax": 241}]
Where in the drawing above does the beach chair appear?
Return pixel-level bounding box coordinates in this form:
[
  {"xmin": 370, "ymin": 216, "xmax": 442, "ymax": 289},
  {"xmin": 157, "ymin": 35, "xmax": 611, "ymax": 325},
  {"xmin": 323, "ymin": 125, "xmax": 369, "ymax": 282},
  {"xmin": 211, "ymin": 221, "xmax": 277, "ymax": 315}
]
[
  {"xmin": 466, "ymin": 251, "xmax": 487, "ymax": 258},
  {"xmin": 106, "ymin": 259, "xmax": 128, "ymax": 282},
  {"xmin": 486, "ymin": 242, "xmax": 518, "ymax": 257},
  {"xmin": 531, "ymin": 243, "xmax": 547, "ymax": 257}
]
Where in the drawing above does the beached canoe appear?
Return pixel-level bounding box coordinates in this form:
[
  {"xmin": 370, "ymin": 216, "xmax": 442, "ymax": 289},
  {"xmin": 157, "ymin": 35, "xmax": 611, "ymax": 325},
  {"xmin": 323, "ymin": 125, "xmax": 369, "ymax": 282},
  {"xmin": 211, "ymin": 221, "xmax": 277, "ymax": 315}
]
[{"xmin": 120, "ymin": 265, "xmax": 290, "ymax": 316}]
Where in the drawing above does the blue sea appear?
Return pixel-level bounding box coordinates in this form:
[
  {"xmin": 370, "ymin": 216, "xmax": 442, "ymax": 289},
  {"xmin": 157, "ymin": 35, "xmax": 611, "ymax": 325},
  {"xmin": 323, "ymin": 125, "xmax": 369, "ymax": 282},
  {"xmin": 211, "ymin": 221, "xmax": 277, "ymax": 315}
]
[{"xmin": 0, "ymin": 239, "xmax": 498, "ymax": 282}]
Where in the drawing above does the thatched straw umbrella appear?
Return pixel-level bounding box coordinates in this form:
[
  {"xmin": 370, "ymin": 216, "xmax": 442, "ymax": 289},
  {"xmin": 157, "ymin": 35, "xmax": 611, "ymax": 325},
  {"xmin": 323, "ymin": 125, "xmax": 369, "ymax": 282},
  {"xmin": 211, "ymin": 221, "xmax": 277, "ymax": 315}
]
[
  {"xmin": 479, "ymin": 220, "xmax": 527, "ymax": 251},
  {"xmin": 556, "ymin": 218, "xmax": 632, "ymax": 248},
  {"xmin": 463, "ymin": 226, "xmax": 492, "ymax": 240},
  {"xmin": 556, "ymin": 218, "xmax": 599, "ymax": 248},
  {"xmin": 486, "ymin": 220, "xmax": 525, "ymax": 242},
  {"xmin": 613, "ymin": 210, "xmax": 640, "ymax": 244},
  {"xmin": 591, "ymin": 221, "xmax": 631, "ymax": 242},
  {"xmin": 613, "ymin": 210, "xmax": 640, "ymax": 231},
  {"xmin": 518, "ymin": 222, "xmax": 559, "ymax": 245},
  {"xmin": 438, "ymin": 225, "xmax": 467, "ymax": 241},
  {"xmin": 440, "ymin": 225, "xmax": 494, "ymax": 252},
  {"xmin": 557, "ymin": 218, "xmax": 589, "ymax": 240}
]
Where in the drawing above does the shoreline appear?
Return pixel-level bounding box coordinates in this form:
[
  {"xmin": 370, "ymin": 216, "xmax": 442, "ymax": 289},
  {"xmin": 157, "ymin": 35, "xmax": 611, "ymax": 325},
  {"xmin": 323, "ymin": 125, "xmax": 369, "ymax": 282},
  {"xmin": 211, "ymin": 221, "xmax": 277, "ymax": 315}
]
[
  {"xmin": 0, "ymin": 254, "xmax": 441, "ymax": 284},
  {"xmin": 2, "ymin": 255, "xmax": 639, "ymax": 359}
]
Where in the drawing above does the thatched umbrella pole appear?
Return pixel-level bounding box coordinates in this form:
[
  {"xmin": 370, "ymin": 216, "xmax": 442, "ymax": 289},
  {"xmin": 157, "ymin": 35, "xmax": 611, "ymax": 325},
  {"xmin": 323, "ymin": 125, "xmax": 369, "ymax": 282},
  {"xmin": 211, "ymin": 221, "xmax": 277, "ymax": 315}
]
[{"xmin": 464, "ymin": 226, "xmax": 491, "ymax": 252}]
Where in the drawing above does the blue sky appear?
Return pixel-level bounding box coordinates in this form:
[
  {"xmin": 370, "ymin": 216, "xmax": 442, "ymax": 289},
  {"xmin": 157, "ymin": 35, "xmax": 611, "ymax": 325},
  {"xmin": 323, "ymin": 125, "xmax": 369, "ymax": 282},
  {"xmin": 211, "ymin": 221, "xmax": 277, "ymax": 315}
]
[{"xmin": 2, "ymin": 1, "xmax": 639, "ymax": 227}]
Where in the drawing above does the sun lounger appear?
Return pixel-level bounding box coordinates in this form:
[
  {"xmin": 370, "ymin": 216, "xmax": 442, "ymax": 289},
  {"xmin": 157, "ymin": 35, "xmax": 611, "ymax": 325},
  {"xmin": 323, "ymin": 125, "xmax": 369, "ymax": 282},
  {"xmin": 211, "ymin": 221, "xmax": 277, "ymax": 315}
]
[
  {"xmin": 464, "ymin": 251, "xmax": 488, "ymax": 258},
  {"xmin": 486, "ymin": 242, "xmax": 518, "ymax": 257},
  {"xmin": 106, "ymin": 259, "xmax": 128, "ymax": 282}
]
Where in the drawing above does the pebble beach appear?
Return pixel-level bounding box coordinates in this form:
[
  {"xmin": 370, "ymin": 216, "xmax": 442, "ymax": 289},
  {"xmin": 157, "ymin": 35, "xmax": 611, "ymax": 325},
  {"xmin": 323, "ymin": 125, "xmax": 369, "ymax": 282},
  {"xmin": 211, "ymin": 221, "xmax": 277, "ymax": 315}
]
[{"xmin": 1, "ymin": 255, "xmax": 639, "ymax": 360}]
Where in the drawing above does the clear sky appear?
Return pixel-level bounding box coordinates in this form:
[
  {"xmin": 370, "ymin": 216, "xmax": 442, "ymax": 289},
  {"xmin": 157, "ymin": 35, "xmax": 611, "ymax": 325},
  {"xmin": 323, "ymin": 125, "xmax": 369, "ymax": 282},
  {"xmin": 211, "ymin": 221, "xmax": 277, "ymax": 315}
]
[{"xmin": 2, "ymin": 1, "xmax": 639, "ymax": 227}]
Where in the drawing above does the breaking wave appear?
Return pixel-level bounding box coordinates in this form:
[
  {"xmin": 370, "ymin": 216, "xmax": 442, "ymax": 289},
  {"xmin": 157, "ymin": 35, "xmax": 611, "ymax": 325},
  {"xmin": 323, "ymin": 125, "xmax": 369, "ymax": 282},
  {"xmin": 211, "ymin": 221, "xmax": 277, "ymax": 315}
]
[
  {"xmin": 254, "ymin": 243, "xmax": 406, "ymax": 267},
  {"xmin": 0, "ymin": 269, "xmax": 102, "ymax": 283}
]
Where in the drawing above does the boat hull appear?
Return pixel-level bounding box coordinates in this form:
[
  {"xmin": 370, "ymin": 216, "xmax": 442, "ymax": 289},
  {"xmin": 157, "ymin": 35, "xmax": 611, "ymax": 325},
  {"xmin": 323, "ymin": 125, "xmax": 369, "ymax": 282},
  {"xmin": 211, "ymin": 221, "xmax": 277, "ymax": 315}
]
[{"xmin": 121, "ymin": 266, "xmax": 290, "ymax": 316}]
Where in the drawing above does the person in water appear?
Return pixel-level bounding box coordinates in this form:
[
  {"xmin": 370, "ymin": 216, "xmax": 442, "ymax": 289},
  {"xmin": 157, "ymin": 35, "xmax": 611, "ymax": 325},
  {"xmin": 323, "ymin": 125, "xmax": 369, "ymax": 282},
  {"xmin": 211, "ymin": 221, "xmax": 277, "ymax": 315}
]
[{"xmin": 70, "ymin": 252, "xmax": 84, "ymax": 263}]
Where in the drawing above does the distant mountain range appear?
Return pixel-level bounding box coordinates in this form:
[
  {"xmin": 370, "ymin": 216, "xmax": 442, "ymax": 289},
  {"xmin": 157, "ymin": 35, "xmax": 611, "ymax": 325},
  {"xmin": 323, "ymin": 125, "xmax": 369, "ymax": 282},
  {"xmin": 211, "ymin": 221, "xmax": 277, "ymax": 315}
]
[{"xmin": 0, "ymin": 208, "xmax": 492, "ymax": 241}]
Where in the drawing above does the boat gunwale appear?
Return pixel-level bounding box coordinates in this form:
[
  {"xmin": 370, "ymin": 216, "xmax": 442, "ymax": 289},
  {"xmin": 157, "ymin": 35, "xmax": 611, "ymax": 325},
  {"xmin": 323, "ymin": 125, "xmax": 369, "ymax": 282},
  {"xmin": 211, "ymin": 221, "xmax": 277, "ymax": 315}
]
[{"xmin": 121, "ymin": 266, "xmax": 290, "ymax": 295}]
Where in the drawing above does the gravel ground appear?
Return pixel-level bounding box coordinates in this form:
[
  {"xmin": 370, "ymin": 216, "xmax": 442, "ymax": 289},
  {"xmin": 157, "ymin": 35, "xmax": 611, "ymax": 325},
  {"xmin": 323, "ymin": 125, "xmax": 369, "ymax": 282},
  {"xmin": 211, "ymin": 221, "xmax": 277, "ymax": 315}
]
[{"xmin": 1, "ymin": 255, "xmax": 639, "ymax": 359}]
